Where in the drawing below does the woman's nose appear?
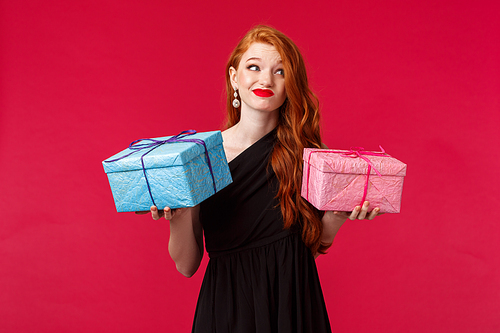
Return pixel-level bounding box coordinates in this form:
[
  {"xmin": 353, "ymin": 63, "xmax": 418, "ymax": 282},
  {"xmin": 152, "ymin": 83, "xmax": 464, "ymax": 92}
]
[{"xmin": 259, "ymin": 70, "xmax": 273, "ymax": 86}]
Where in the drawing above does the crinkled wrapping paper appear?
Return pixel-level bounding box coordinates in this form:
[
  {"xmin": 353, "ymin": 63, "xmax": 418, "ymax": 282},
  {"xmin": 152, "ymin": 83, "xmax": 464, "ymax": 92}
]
[
  {"xmin": 103, "ymin": 131, "xmax": 232, "ymax": 212},
  {"xmin": 301, "ymin": 148, "xmax": 407, "ymax": 213}
]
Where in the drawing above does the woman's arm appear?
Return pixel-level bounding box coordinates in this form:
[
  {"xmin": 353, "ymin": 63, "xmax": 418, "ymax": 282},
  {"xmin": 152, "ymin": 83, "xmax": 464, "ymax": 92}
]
[
  {"xmin": 314, "ymin": 143, "xmax": 381, "ymax": 258},
  {"xmin": 315, "ymin": 202, "xmax": 381, "ymax": 259},
  {"xmin": 150, "ymin": 206, "xmax": 203, "ymax": 278}
]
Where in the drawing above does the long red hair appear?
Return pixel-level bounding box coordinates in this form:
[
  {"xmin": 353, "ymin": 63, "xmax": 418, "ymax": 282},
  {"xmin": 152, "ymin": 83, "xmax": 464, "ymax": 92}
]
[{"xmin": 225, "ymin": 25, "xmax": 329, "ymax": 254}]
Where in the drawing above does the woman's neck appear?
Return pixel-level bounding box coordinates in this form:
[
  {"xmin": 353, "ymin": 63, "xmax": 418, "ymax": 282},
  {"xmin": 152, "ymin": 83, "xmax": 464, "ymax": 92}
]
[
  {"xmin": 232, "ymin": 107, "xmax": 278, "ymax": 144},
  {"xmin": 222, "ymin": 107, "xmax": 279, "ymax": 162}
]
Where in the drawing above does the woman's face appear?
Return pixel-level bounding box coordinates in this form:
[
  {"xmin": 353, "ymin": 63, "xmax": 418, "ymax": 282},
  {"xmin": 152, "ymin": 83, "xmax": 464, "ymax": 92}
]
[{"xmin": 230, "ymin": 42, "xmax": 286, "ymax": 114}]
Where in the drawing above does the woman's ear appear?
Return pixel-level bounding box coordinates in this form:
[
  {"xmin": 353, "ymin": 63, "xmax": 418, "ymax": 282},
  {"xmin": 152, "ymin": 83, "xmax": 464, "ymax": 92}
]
[{"xmin": 229, "ymin": 66, "xmax": 238, "ymax": 90}]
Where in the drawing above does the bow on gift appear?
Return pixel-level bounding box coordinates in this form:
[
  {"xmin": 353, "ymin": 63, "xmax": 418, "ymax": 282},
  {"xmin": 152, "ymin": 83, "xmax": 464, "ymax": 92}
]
[
  {"xmin": 305, "ymin": 146, "xmax": 390, "ymax": 207},
  {"xmin": 104, "ymin": 130, "xmax": 217, "ymax": 208}
]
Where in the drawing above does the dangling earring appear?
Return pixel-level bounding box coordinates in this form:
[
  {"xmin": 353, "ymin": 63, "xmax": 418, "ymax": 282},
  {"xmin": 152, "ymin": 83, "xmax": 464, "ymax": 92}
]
[{"xmin": 232, "ymin": 89, "xmax": 241, "ymax": 108}]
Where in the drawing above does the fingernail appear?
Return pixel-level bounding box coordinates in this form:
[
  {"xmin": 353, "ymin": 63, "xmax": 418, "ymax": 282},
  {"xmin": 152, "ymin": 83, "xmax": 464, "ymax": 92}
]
[
  {"xmin": 374, "ymin": 208, "xmax": 380, "ymax": 212},
  {"xmin": 355, "ymin": 206, "xmax": 360, "ymax": 211},
  {"xmin": 363, "ymin": 201, "xmax": 369, "ymax": 207}
]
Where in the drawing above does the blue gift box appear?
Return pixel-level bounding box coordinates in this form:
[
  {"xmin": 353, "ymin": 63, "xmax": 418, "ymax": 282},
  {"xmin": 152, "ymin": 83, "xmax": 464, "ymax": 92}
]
[{"xmin": 102, "ymin": 130, "xmax": 232, "ymax": 212}]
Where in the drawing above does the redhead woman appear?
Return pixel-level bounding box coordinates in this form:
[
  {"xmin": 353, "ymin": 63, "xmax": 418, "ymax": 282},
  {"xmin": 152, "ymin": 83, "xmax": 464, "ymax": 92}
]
[{"xmin": 146, "ymin": 25, "xmax": 380, "ymax": 333}]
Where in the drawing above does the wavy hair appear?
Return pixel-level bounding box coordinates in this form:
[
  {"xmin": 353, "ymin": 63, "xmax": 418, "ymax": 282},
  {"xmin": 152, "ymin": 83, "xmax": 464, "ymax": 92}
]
[{"xmin": 225, "ymin": 25, "xmax": 329, "ymax": 254}]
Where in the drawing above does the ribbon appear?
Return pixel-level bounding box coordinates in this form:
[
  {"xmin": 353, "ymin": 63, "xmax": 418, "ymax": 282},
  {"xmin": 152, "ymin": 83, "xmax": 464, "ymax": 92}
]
[
  {"xmin": 305, "ymin": 146, "xmax": 390, "ymax": 208},
  {"xmin": 104, "ymin": 130, "xmax": 217, "ymax": 208}
]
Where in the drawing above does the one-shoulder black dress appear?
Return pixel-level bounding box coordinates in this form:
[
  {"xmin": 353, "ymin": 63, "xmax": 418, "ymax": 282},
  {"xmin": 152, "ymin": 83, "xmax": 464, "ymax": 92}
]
[{"xmin": 193, "ymin": 129, "xmax": 331, "ymax": 333}]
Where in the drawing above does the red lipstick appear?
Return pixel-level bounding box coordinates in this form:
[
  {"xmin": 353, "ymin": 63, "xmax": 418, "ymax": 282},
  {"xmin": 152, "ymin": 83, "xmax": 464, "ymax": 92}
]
[{"xmin": 253, "ymin": 89, "xmax": 274, "ymax": 97}]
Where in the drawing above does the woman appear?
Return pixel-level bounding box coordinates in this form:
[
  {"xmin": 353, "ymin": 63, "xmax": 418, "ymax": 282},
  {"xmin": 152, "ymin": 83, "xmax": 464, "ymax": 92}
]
[{"xmin": 148, "ymin": 25, "xmax": 380, "ymax": 332}]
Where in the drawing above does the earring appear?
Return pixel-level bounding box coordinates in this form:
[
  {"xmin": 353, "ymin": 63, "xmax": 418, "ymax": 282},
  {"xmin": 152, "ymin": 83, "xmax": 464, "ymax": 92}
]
[{"xmin": 232, "ymin": 90, "xmax": 241, "ymax": 108}]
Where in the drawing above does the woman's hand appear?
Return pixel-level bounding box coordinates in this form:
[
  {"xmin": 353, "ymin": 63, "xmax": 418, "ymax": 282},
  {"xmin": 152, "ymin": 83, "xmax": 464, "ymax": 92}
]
[
  {"xmin": 336, "ymin": 201, "xmax": 382, "ymax": 221},
  {"xmin": 135, "ymin": 206, "xmax": 189, "ymax": 221},
  {"xmin": 316, "ymin": 201, "xmax": 383, "ymax": 258}
]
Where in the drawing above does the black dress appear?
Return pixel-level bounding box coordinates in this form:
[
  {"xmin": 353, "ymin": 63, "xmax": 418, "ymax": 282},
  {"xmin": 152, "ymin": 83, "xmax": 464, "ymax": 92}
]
[{"xmin": 193, "ymin": 129, "xmax": 331, "ymax": 333}]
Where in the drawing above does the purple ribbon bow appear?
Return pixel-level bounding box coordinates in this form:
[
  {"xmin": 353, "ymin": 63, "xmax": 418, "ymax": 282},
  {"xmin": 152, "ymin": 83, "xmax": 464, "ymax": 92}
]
[{"xmin": 105, "ymin": 130, "xmax": 217, "ymax": 208}]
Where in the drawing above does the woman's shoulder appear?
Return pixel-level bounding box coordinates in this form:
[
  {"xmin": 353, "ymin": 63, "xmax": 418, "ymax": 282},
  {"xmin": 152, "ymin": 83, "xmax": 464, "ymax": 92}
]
[
  {"xmin": 221, "ymin": 126, "xmax": 233, "ymax": 142},
  {"xmin": 221, "ymin": 126, "xmax": 243, "ymax": 163}
]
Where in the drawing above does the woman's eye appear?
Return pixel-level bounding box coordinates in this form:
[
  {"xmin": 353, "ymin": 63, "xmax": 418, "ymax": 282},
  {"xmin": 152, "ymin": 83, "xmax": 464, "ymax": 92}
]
[
  {"xmin": 276, "ymin": 69, "xmax": 285, "ymax": 76},
  {"xmin": 248, "ymin": 65, "xmax": 260, "ymax": 71}
]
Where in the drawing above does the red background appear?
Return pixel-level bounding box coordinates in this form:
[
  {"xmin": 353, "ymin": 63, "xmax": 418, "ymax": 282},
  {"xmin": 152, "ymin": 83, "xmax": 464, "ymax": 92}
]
[{"xmin": 1, "ymin": 0, "xmax": 499, "ymax": 332}]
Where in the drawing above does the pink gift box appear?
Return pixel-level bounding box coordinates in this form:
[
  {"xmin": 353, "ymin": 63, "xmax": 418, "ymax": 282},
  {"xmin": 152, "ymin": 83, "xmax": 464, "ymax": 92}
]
[{"xmin": 301, "ymin": 148, "xmax": 407, "ymax": 213}]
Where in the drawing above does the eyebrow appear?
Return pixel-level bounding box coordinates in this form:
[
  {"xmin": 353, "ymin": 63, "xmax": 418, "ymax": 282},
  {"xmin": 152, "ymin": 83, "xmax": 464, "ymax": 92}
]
[
  {"xmin": 245, "ymin": 57, "xmax": 282, "ymax": 63},
  {"xmin": 245, "ymin": 57, "xmax": 261, "ymax": 62}
]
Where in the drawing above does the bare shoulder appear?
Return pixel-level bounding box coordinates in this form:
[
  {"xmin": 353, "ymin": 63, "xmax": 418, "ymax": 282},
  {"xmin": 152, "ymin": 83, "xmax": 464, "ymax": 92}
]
[
  {"xmin": 221, "ymin": 126, "xmax": 236, "ymax": 149},
  {"xmin": 221, "ymin": 127, "xmax": 233, "ymax": 142},
  {"xmin": 222, "ymin": 127, "xmax": 241, "ymax": 163}
]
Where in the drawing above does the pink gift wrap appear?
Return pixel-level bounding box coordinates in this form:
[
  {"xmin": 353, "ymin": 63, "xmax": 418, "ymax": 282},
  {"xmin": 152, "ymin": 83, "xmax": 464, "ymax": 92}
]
[{"xmin": 301, "ymin": 148, "xmax": 407, "ymax": 213}]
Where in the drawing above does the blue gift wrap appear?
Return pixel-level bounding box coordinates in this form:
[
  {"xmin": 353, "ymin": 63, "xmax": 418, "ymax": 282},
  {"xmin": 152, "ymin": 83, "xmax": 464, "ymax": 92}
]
[{"xmin": 102, "ymin": 130, "xmax": 232, "ymax": 212}]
